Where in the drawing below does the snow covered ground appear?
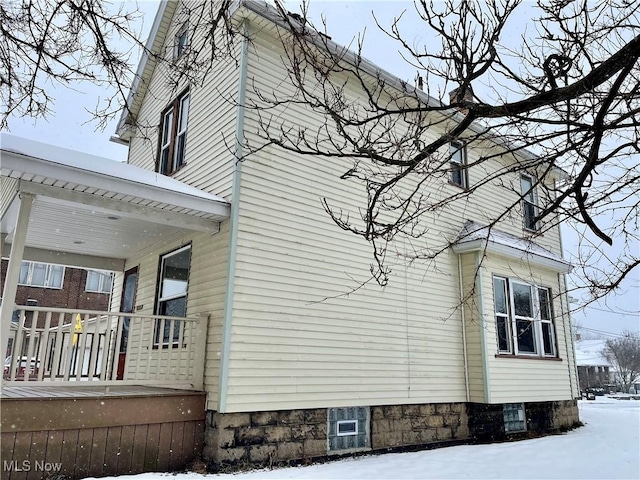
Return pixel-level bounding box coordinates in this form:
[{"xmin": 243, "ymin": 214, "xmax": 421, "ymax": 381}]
[{"xmin": 86, "ymin": 397, "xmax": 639, "ymax": 480}]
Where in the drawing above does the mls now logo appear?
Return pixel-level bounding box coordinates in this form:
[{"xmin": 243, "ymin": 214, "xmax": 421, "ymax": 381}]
[{"xmin": 3, "ymin": 460, "xmax": 63, "ymax": 473}]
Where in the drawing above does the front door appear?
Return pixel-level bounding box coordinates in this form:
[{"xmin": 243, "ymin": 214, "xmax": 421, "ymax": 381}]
[{"xmin": 116, "ymin": 266, "xmax": 138, "ymax": 380}]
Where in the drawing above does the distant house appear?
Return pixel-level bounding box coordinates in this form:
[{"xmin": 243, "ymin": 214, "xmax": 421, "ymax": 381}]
[
  {"xmin": 0, "ymin": 0, "xmax": 582, "ymax": 476},
  {"xmin": 1, "ymin": 259, "xmax": 112, "ymax": 311},
  {"xmin": 1, "ymin": 259, "xmax": 112, "ymax": 358},
  {"xmin": 574, "ymin": 339, "xmax": 612, "ymax": 391}
]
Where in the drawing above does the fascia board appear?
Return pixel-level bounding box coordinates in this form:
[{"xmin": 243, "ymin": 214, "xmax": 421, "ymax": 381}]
[
  {"xmin": 116, "ymin": 0, "xmax": 174, "ymax": 136},
  {"xmin": 1, "ymin": 150, "xmax": 230, "ymax": 219}
]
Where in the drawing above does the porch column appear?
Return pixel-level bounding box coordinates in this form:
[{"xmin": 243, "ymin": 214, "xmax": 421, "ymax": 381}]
[{"xmin": 1, "ymin": 192, "xmax": 34, "ymax": 361}]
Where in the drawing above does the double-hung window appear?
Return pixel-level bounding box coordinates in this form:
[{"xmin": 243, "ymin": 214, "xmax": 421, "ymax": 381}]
[
  {"xmin": 155, "ymin": 245, "xmax": 191, "ymax": 345},
  {"xmin": 158, "ymin": 91, "xmax": 190, "ymax": 176},
  {"xmin": 174, "ymin": 22, "xmax": 189, "ymax": 59},
  {"xmin": 18, "ymin": 261, "xmax": 64, "ymax": 289},
  {"xmin": 85, "ymin": 270, "xmax": 113, "ymax": 293},
  {"xmin": 450, "ymin": 140, "xmax": 468, "ymax": 188},
  {"xmin": 521, "ymin": 175, "xmax": 538, "ymax": 231},
  {"xmin": 493, "ymin": 276, "xmax": 556, "ymax": 357}
]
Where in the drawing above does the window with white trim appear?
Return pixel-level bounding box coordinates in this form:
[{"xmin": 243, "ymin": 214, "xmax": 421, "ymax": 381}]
[
  {"xmin": 493, "ymin": 276, "xmax": 557, "ymax": 357},
  {"xmin": 85, "ymin": 270, "xmax": 113, "ymax": 294},
  {"xmin": 18, "ymin": 261, "xmax": 64, "ymax": 289},
  {"xmin": 174, "ymin": 22, "xmax": 189, "ymax": 59},
  {"xmin": 450, "ymin": 140, "xmax": 468, "ymax": 188},
  {"xmin": 155, "ymin": 245, "xmax": 191, "ymax": 344},
  {"xmin": 158, "ymin": 91, "xmax": 190, "ymax": 176},
  {"xmin": 521, "ymin": 175, "xmax": 538, "ymax": 231}
]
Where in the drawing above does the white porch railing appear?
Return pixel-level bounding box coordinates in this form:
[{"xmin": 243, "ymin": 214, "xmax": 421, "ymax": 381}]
[{"xmin": 3, "ymin": 306, "xmax": 207, "ymax": 390}]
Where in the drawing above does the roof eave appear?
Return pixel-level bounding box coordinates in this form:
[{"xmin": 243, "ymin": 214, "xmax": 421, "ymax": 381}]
[
  {"xmin": 1, "ymin": 148, "xmax": 230, "ymax": 220},
  {"xmin": 115, "ymin": 0, "xmax": 174, "ymax": 137}
]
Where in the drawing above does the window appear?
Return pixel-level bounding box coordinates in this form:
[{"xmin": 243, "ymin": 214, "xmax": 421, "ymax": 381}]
[
  {"xmin": 158, "ymin": 91, "xmax": 190, "ymax": 175},
  {"xmin": 328, "ymin": 407, "xmax": 370, "ymax": 452},
  {"xmin": 18, "ymin": 261, "xmax": 64, "ymax": 289},
  {"xmin": 174, "ymin": 22, "xmax": 189, "ymax": 59},
  {"xmin": 450, "ymin": 140, "xmax": 468, "ymax": 188},
  {"xmin": 492, "ymin": 276, "xmax": 557, "ymax": 357},
  {"xmin": 155, "ymin": 245, "xmax": 191, "ymax": 344},
  {"xmin": 503, "ymin": 403, "xmax": 526, "ymax": 433},
  {"xmin": 85, "ymin": 270, "xmax": 113, "ymax": 294},
  {"xmin": 337, "ymin": 420, "xmax": 358, "ymax": 436},
  {"xmin": 521, "ymin": 175, "xmax": 538, "ymax": 231}
]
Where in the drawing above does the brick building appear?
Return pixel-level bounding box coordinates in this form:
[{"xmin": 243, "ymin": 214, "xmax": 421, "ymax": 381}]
[{"xmin": 1, "ymin": 259, "xmax": 111, "ymax": 312}]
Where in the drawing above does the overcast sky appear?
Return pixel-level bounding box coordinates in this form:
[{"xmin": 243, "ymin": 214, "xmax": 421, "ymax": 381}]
[{"xmin": 3, "ymin": 1, "xmax": 638, "ymax": 336}]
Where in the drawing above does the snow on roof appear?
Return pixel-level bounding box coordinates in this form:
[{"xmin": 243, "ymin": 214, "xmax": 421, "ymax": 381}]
[
  {"xmin": 575, "ymin": 339, "xmax": 610, "ymax": 367},
  {"xmin": 455, "ymin": 220, "xmax": 569, "ymax": 267},
  {"xmin": 0, "ymin": 133, "xmax": 228, "ymax": 205}
]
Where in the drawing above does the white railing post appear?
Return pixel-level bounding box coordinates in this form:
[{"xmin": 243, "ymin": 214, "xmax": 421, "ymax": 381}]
[{"xmin": 3, "ymin": 305, "xmax": 202, "ymax": 390}]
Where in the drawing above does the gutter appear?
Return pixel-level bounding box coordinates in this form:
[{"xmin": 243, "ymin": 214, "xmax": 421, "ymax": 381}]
[
  {"xmin": 557, "ymin": 223, "xmax": 579, "ymax": 399},
  {"xmin": 218, "ymin": 19, "xmax": 250, "ymax": 413},
  {"xmin": 475, "ymin": 252, "xmax": 491, "ymax": 404},
  {"xmin": 458, "ymin": 255, "xmax": 471, "ymax": 402}
]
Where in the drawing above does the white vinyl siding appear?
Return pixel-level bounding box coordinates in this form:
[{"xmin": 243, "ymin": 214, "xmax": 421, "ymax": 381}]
[
  {"xmin": 460, "ymin": 252, "xmax": 487, "ymax": 403},
  {"xmin": 112, "ymin": 227, "xmax": 228, "ymax": 410},
  {"xmin": 219, "ymin": 22, "xmax": 574, "ymax": 411},
  {"xmin": 126, "ymin": 4, "xmax": 240, "ymax": 198},
  {"xmin": 122, "ymin": 8, "xmax": 575, "ymax": 411},
  {"xmin": 481, "ymin": 257, "xmax": 575, "ymax": 403}
]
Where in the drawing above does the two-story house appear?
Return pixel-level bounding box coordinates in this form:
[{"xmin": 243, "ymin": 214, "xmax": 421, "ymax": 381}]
[{"xmin": 0, "ymin": 0, "xmax": 580, "ymax": 474}]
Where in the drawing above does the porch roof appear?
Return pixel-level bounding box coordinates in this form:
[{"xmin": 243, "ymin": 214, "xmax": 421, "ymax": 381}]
[
  {"xmin": 452, "ymin": 220, "xmax": 572, "ymax": 273},
  {"xmin": 1, "ymin": 134, "xmax": 230, "ymax": 270}
]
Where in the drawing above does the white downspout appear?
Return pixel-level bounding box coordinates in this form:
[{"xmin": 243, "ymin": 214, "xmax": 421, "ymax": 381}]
[
  {"xmin": 218, "ymin": 20, "xmax": 249, "ymax": 413},
  {"xmin": 475, "ymin": 251, "xmax": 491, "ymax": 404},
  {"xmin": 557, "ymin": 208, "xmax": 578, "ymax": 399},
  {"xmin": 458, "ymin": 254, "xmax": 470, "ymax": 402},
  {"xmin": 559, "ymin": 272, "xmax": 578, "ymax": 398},
  {"xmin": 0, "ymin": 192, "xmax": 34, "ymax": 361}
]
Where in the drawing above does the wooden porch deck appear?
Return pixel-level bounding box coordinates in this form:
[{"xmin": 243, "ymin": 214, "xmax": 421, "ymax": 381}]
[
  {"xmin": 1, "ymin": 383, "xmax": 199, "ymax": 399},
  {"xmin": 1, "ymin": 384, "xmax": 206, "ymax": 480}
]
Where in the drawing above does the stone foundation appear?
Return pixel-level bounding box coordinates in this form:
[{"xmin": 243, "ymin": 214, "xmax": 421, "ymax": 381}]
[
  {"xmin": 469, "ymin": 399, "xmax": 580, "ymax": 442},
  {"xmin": 371, "ymin": 403, "xmax": 468, "ymax": 450},
  {"xmin": 203, "ymin": 400, "xmax": 579, "ymax": 470},
  {"xmin": 203, "ymin": 408, "xmax": 328, "ymax": 468}
]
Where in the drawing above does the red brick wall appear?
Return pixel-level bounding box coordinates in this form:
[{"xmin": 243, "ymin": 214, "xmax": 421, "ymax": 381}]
[{"xmin": 1, "ymin": 259, "xmax": 110, "ymax": 311}]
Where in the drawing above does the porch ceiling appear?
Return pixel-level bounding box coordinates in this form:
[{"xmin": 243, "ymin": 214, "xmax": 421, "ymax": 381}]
[{"xmin": 1, "ymin": 134, "xmax": 230, "ymax": 270}]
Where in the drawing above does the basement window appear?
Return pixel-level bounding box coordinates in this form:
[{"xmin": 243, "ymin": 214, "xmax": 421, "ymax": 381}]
[
  {"xmin": 337, "ymin": 420, "xmax": 358, "ymax": 436},
  {"xmin": 503, "ymin": 403, "xmax": 526, "ymax": 433},
  {"xmin": 328, "ymin": 407, "xmax": 370, "ymax": 452}
]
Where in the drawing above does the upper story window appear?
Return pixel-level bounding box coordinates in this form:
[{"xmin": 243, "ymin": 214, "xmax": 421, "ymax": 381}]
[
  {"xmin": 493, "ymin": 276, "xmax": 557, "ymax": 357},
  {"xmin": 85, "ymin": 270, "xmax": 113, "ymax": 294},
  {"xmin": 174, "ymin": 22, "xmax": 189, "ymax": 59},
  {"xmin": 450, "ymin": 140, "xmax": 468, "ymax": 188},
  {"xmin": 158, "ymin": 91, "xmax": 190, "ymax": 176},
  {"xmin": 520, "ymin": 175, "xmax": 538, "ymax": 231},
  {"xmin": 155, "ymin": 245, "xmax": 191, "ymax": 344},
  {"xmin": 18, "ymin": 261, "xmax": 64, "ymax": 289}
]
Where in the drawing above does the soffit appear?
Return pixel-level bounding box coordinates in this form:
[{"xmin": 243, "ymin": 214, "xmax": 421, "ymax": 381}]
[{"xmin": 1, "ymin": 135, "xmax": 230, "ymax": 269}]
